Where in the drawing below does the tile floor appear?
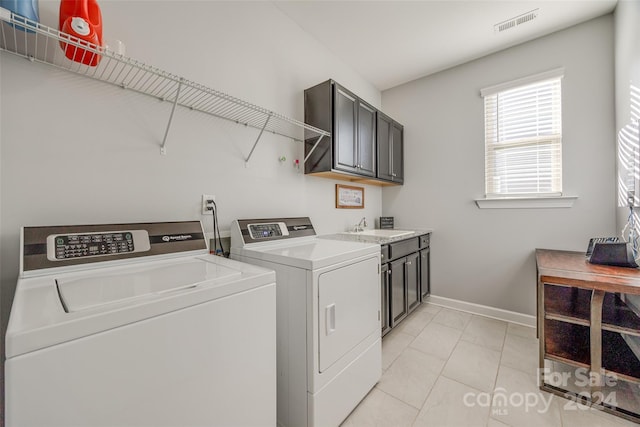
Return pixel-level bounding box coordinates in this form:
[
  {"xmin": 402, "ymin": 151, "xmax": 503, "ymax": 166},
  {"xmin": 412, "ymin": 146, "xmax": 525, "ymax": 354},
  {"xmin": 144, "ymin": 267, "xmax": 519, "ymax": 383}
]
[{"xmin": 340, "ymin": 303, "xmax": 639, "ymax": 427}]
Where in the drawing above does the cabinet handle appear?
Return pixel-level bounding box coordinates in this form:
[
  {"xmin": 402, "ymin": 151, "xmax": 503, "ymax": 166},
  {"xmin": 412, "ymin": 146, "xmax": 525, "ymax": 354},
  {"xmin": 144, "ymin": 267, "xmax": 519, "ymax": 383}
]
[
  {"xmin": 392, "ymin": 173, "xmax": 397, "ymax": 177},
  {"xmin": 407, "ymin": 261, "xmax": 412, "ymax": 265}
]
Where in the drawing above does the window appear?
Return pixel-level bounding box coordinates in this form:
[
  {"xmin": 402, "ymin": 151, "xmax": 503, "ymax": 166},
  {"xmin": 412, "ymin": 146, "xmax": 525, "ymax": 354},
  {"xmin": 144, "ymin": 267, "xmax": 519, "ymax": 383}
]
[{"xmin": 481, "ymin": 69, "xmax": 563, "ymax": 198}]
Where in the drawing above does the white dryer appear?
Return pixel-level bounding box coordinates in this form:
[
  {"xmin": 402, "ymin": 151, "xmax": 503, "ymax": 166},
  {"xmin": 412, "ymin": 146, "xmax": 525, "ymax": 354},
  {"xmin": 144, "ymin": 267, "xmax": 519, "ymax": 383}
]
[
  {"xmin": 230, "ymin": 217, "xmax": 381, "ymax": 427},
  {"xmin": 5, "ymin": 221, "xmax": 276, "ymax": 427}
]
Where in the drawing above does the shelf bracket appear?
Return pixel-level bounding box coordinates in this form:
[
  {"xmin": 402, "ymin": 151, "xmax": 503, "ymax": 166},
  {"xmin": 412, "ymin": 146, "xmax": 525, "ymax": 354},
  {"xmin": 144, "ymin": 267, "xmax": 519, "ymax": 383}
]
[
  {"xmin": 303, "ymin": 134, "xmax": 326, "ymax": 164},
  {"xmin": 160, "ymin": 78, "xmax": 184, "ymax": 155},
  {"xmin": 245, "ymin": 113, "xmax": 272, "ymax": 164}
]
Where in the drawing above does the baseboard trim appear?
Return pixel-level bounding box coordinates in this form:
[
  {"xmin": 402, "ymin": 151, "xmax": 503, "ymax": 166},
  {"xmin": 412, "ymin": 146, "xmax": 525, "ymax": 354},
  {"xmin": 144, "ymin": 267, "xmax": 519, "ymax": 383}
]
[{"xmin": 425, "ymin": 295, "xmax": 536, "ymax": 328}]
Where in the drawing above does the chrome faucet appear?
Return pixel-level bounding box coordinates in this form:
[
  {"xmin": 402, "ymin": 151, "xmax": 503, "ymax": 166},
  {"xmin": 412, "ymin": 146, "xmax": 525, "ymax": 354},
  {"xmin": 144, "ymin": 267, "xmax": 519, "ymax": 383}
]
[{"xmin": 354, "ymin": 217, "xmax": 368, "ymax": 232}]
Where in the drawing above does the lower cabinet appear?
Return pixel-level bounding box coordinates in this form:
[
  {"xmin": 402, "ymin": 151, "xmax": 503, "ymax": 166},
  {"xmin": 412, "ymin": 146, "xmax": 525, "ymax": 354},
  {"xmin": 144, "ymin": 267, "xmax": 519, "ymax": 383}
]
[
  {"xmin": 406, "ymin": 252, "xmax": 420, "ymax": 313},
  {"xmin": 420, "ymin": 247, "xmax": 430, "ymax": 300},
  {"xmin": 390, "ymin": 257, "xmax": 409, "ymax": 327},
  {"xmin": 381, "ymin": 233, "xmax": 431, "ymax": 335},
  {"xmin": 381, "ymin": 263, "xmax": 391, "ymax": 337}
]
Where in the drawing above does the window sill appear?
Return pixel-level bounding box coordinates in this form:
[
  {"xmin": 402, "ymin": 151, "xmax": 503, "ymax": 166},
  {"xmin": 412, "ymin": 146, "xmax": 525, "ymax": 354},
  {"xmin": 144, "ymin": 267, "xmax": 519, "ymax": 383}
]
[{"xmin": 475, "ymin": 196, "xmax": 578, "ymax": 209}]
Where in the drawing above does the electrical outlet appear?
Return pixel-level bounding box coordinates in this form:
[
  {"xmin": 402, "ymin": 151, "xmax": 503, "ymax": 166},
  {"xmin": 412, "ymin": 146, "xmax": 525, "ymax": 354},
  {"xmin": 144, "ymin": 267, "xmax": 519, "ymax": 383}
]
[{"xmin": 201, "ymin": 194, "xmax": 215, "ymax": 215}]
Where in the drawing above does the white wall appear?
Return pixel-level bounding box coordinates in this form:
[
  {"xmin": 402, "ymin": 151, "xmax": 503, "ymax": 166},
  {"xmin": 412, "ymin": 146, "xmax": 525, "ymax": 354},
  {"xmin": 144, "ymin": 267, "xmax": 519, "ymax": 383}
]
[
  {"xmin": 381, "ymin": 15, "xmax": 616, "ymax": 316},
  {"xmin": 0, "ymin": 1, "xmax": 383, "ymax": 343},
  {"xmin": 614, "ymin": 1, "xmax": 640, "ymax": 315},
  {"xmin": 615, "ymin": 0, "xmax": 640, "ymax": 229}
]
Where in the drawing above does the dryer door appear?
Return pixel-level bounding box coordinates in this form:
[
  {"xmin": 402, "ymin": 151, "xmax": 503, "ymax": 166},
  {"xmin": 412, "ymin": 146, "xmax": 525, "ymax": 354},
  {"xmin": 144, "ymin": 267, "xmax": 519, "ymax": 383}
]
[{"xmin": 318, "ymin": 255, "xmax": 379, "ymax": 373}]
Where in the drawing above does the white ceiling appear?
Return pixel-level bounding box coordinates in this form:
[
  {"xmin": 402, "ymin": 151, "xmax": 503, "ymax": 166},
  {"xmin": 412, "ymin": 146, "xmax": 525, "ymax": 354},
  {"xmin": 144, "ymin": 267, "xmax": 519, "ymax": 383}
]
[{"xmin": 273, "ymin": 0, "xmax": 618, "ymax": 91}]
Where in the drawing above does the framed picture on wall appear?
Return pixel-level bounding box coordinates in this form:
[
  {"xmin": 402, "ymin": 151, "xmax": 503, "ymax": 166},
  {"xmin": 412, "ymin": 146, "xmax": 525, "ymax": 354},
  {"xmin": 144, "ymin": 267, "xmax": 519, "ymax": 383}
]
[{"xmin": 336, "ymin": 184, "xmax": 364, "ymax": 209}]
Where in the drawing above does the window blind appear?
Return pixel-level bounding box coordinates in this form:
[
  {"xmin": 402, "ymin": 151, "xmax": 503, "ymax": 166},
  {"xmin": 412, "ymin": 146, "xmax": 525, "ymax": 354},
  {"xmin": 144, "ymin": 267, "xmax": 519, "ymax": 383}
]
[{"xmin": 483, "ymin": 74, "xmax": 563, "ymax": 198}]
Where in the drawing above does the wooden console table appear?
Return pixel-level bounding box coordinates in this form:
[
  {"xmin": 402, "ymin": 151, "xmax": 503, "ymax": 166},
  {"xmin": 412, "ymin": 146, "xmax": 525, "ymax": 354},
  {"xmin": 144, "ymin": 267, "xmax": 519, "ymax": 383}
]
[{"xmin": 536, "ymin": 249, "xmax": 640, "ymax": 422}]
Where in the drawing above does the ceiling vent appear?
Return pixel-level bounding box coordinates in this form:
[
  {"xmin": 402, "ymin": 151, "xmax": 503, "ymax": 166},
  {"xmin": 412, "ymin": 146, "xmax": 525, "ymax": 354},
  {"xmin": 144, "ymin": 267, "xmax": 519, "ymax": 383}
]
[{"xmin": 494, "ymin": 9, "xmax": 539, "ymax": 33}]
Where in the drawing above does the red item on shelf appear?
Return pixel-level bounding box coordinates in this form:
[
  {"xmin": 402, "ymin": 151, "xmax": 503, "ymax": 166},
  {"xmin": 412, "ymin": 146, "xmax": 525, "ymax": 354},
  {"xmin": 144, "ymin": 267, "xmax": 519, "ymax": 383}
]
[{"xmin": 59, "ymin": 0, "xmax": 103, "ymax": 66}]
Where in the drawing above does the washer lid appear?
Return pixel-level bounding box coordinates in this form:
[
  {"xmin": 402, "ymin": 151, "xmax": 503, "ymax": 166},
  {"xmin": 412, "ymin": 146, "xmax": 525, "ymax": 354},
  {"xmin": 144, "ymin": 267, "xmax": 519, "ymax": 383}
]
[
  {"xmin": 57, "ymin": 259, "xmax": 242, "ymax": 312},
  {"xmin": 6, "ymin": 254, "xmax": 275, "ymax": 359}
]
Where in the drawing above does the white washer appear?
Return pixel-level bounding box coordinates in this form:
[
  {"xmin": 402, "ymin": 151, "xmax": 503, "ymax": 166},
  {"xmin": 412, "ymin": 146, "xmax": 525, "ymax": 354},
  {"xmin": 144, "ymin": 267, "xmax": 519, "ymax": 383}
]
[
  {"xmin": 5, "ymin": 221, "xmax": 276, "ymax": 427},
  {"xmin": 230, "ymin": 217, "xmax": 381, "ymax": 427}
]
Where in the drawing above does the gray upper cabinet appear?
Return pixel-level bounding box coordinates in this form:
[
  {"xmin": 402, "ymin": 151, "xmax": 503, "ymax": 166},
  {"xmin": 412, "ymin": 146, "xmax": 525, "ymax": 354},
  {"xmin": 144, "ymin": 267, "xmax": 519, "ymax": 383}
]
[
  {"xmin": 334, "ymin": 85, "xmax": 358, "ymax": 173},
  {"xmin": 305, "ymin": 79, "xmax": 401, "ymax": 184},
  {"xmin": 391, "ymin": 122, "xmax": 404, "ymax": 183},
  {"xmin": 357, "ymin": 101, "xmax": 376, "ymax": 176},
  {"xmin": 377, "ymin": 111, "xmax": 404, "ymax": 184},
  {"xmin": 332, "ymin": 84, "xmax": 375, "ymax": 177}
]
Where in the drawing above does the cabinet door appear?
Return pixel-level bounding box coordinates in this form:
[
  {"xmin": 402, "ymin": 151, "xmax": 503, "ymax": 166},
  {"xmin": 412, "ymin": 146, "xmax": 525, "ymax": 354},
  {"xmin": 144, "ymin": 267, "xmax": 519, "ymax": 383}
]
[
  {"xmin": 357, "ymin": 100, "xmax": 376, "ymax": 177},
  {"xmin": 407, "ymin": 252, "xmax": 420, "ymax": 313},
  {"xmin": 420, "ymin": 248, "xmax": 430, "ymax": 300},
  {"xmin": 333, "ymin": 84, "xmax": 358, "ymax": 174},
  {"xmin": 390, "ymin": 258, "xmax": 408, "ymax": 327},
  {"xmin": 391, "ymin": 121, "xmax": 404, "ymax": 183},
  {"xmin": 377, "ymin": 112, "xmax": 393, "ymax": 181},
  {"xmin": 381, "ymin": 263, "xmax": 390, "ymax": 337}
]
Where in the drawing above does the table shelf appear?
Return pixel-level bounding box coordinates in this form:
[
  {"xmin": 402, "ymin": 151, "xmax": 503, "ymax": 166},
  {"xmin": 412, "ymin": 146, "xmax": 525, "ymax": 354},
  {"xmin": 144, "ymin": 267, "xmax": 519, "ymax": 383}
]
[
  {"xmin": 537, "ymin": 249, "xmax": 640, "ymax": 423},
  {"xmin": 544, "ymin": 319, "xmax": 640, "ymax": 383},
  {"xmin": 545, "ymin": 284, "xmax": 640, "ymax": 336}
]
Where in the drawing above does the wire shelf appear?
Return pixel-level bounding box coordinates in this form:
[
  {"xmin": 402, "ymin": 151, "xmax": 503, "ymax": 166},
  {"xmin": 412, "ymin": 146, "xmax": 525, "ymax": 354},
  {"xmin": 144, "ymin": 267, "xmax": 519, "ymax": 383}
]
[{"xmin": 0, "ymin": 7, "xmax": 330, "ymax": 158}]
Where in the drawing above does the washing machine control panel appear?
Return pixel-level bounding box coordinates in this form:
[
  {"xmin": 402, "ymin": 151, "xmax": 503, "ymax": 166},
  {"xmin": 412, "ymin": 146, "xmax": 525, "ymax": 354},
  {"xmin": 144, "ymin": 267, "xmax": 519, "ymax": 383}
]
[
  {"xmin": 46, "ymin": 230, "xmax": 151, "ymax": 261},
  {"xmin": 21, "ymin": 221, "xmax": 208, "ymax": 274}
]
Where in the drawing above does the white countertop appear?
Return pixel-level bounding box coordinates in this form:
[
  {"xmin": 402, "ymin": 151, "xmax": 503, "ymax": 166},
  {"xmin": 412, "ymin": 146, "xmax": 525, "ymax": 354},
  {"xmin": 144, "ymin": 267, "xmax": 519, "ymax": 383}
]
[{"xmin": 319, "ymin": 229, "xmax": 432, "ymax": 245}]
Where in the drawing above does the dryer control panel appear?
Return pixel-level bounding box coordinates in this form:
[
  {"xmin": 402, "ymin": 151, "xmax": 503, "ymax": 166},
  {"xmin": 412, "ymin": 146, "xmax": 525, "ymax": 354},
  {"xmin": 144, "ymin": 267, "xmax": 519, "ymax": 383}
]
[
  {"xmin": 232, "ymin": 217, "xmax": 316, "ymax": 246},
  {"xmin": 248, "ymin": 223, "xmax": 289, "ymax": 240}
]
